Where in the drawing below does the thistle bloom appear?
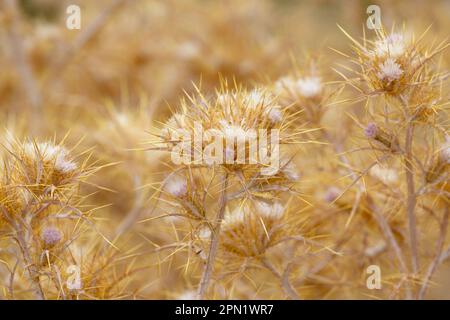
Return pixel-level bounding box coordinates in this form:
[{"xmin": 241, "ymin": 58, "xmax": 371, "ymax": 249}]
[
  {"xmin": 364, "ymin": 122, "xmax": 378, "ymax": 139},
  {"xmin": 377, "ymin": 58, "xmax": 403, "ymax": 82},
  {"xmin": 342, "ymin": 28, "xmax": 445, "ymax": 97},
  {"xmin": 41, "ymin": 227, "xmax": 62, "ymax": 247},
  {"xmin": 373, "ymin": 33, "xmax": 406, "ymax": 58}
]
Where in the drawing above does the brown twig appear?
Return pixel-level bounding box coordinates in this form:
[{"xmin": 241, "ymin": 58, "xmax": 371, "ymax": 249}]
[
  {"xmin": 404, "ymin": 122, "xmax": 419, "ymax": 274},
  {"xmin": 15, "ymin": 226, "xmax": 45, "ymax": 299},
  {"xmin": 418, "ymin": 206, "xmax": 449, "ymax": 299},
  {"xmin": 260, "ymin": 257, "xmax": 300, "ymax": 300},
  {"xmin": 196, "ymin": 171, "xmax": 229, "ymax": 299}
]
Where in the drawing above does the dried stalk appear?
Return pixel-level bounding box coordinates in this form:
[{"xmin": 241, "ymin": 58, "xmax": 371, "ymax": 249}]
[
  {"xmin": 404, "ymin": 122, "xmax": 419, "ymax": 274},
  {"xmin": 418, "ymin": 207, "xmax": 449, "ymax": 299},
  {"xmin": 196, "ymin": 171, "xmax": 229, "ymax": 299},
  {"xmin": 261, "ymin": 258, "xmax": 300, "ymax": 300},
  {"xmin": 15, "ymin": 225, "xmax": 45, "ymax": 300}
]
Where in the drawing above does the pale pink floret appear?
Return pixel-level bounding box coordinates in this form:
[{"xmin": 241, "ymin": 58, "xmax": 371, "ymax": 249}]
[{"xmin": 377, "ymin": 58, "xmax": 403, "ymax": 82}]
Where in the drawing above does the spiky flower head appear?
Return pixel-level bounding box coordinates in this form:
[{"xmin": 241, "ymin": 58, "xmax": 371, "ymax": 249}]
[
  {"xmin": 342, "ymin": 27, "xmax": 448, "ymax": 99},
  {"xmin": 14, "ymin": 141, "xmax": 79, "ymax": 192},
  {"xmin": 41, "ymin": 226, "xmax": 62, "ymax": 248},
  {"xmin": 220, "ymin": 201, "xmax": 286, "ymax": 257},
  {"xmin": 372, "ymin": 33, "xmax": 406, "ymax": 58},
  {"xmin": 364, "ymin": 122, "xmax": 378, "ymax": 139},
  {"xmin": 272, "ymin": 60, "xmax": 333, "ymax": 124},
  {"xmin": 376, "ymin": 58, "xmax": 403, "ymax": 82},
  {"xmin": 156, "ymin": 81, "xmax": 294, "ymax": 177}
]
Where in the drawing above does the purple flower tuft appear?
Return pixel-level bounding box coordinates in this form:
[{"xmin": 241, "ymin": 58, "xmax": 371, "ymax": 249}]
[
  {"xmin": 365, "ymin": 122, "xmax": 378, "ymax": 138},
  {"xmin": 41, "ymin": 227, "xmax": 62, "ymax": 247}
]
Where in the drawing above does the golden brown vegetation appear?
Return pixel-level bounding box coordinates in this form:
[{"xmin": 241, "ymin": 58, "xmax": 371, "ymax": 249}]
[{"xmin": 0, "ymin": 0, "xmax": 449, "ymax": 299}]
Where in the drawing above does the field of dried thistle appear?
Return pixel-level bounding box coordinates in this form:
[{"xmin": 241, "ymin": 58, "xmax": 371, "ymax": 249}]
[{"xmin": 0, "ymin": 0, "xmax": 449, "ymax": 300}]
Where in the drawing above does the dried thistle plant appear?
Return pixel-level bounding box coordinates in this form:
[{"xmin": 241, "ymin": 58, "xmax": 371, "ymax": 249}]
[
  {"xmin": 1, "ymin": 0, "xmax": 450, "ymax": 301},
  {"xmin": 144, "ymin": 79, "xmax": 331, "ymax": 299},
  {"xmin": 0, "ymin": 137, "xmax": 140, "ymax": 299},
  {"xmin": 335, "ymin": 25, "xmax": 449, "ymax": 299}
]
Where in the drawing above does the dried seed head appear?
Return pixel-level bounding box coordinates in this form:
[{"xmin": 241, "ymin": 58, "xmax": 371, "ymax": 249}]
[
  {"xmin": 345, "ymin": 29, "xmax": 445, "ymax": 98},
  {"xmin": 274, "ymin": 75, "xmax": 323, "ymax": 101},
  {"xmin": 158, "ymin": 82, "xmax": 289, "ymax": 175},
  {"xmin": 272, "ymin": 61, "xmax": 328, "ymax": 125},
  {"xmin": 220, "ymin": 202, "xmax": 285, "ymax": 257},
  {"xmin": 197, "ymin": 227, "xmax": 211, "ymax": 240},
  {"xmin": 268, "ymin": 158, "xmax": 300, "ymax": 182},
  {"xmin": 6, "ymin": 140, "xmax": 81, "ymax": 199}
]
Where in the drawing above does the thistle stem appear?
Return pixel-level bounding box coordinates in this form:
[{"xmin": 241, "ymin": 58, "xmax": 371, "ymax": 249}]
[
  {"xmin": 16, "ymin": 227, "xmax": 45, "ymax": 300},
  {"xmin": 404, "ymin": 123, "xmax": 419, "ymax": 275},
  {"xmin": 418, "ymin": 207, "xmax": 449, "ymax": 299},
  {"xmin": 197, "ymin": 172, "xmax": 229, "ymax": 299}
]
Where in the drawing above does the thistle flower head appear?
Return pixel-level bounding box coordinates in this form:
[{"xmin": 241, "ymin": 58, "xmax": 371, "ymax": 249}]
[
  {"xmin": 0, "ymin": 139, "xmax": 87, "ymax": 205},
  {"xmin": 373, "ymin": 33, "xmax": 407, "ymax": 58},
  {"xmin": 156, "ymin": 81, "xmax": 291, "ymax": 175},
  {"xmin": 272, "ymin": 60, "xmax": 330, "ymax": 124},
  {"xmin": 364, "ymin": 122, "xmax": 378, "ymax": 138},
  {"xmin": 41, "ymin": 226, "xmax": 62, "ymax": 247},
  {"xmin": 220, "ymin": 201, "xmax": 285, "ymax": 257},
  {"xmin": 376, "ymin": 58, "xmax": 404, "ymax": 82},
  {"xmin": 342, "ymin": 27, "xmax": 447, "ymax": 98},
  {"xmin": 20, "ymin": 141, "xmax": 78, "ymax": 184}
]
